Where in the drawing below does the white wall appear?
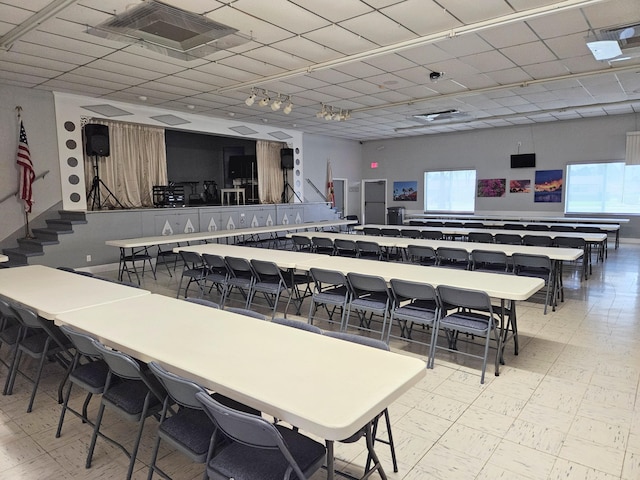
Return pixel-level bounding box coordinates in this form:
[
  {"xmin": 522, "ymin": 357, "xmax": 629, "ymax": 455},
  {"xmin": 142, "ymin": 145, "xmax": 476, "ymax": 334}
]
[
  {"xmin": 0, "ymin": 86, "xmax": 61, "ymax": 241},
  {"xmin": 302, "ymin": 134, "xmax": 362, "ymax": 217}
]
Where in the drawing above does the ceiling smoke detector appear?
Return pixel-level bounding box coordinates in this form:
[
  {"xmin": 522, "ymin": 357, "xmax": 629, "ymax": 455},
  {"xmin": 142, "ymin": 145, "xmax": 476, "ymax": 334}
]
[
  {"xmin": 429, "ymin": 71, "xmax": 444, "ymax": 82},
  {"xmin": 87, "ymin": 0, "xmax": 250, "ymax": 61}
]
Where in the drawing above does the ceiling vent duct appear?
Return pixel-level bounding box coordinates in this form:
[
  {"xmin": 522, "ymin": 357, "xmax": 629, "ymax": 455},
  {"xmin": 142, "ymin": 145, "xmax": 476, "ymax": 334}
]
[
  {"xmin": 87, "ymin": 0, "xmax": 250, "ymax": 61},
  {"xmin": 586, "ymin": 23, "xmax": 640, "ymax": 61},
  {"xmin": 412, "ymin": 109, "xmax": 469, "ymax": 123}
]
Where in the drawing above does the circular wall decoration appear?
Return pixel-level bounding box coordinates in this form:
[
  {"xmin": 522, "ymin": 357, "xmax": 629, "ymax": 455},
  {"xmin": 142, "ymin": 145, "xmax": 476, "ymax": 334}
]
[
  {"xmin": 67, "ymin": 157, "xmax": 78, "ymax": 167},
  {"xmin": 66, "ymin": 139, "xmax": 77, "ymax": 149},
  {"xmin": 64, "ymin": 121, "xmax": 76, "ymax": 132},
  {"xmin": 295, "ymin": 147, "xmax": 300, "ymax": 154},
  {"xmin": 68, "ymin": 174, "xmax": 80, "ymax": 185},
  {"xmin": 70, "ymin": 193, "xmax": 81, "ymax": 203},
  {"xmin": 295, "ymin": 180, "xmax": 301, "ymax": 187},
  {"xmin": 295, "ymin": 158, "xmax": 300, "ymax": 165}
]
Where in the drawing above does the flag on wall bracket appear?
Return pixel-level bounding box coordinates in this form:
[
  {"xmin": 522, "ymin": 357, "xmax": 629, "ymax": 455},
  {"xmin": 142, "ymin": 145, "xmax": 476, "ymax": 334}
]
[{"xmin": 16, "ymin": 106, "xmax": 35, "ymax": 238}]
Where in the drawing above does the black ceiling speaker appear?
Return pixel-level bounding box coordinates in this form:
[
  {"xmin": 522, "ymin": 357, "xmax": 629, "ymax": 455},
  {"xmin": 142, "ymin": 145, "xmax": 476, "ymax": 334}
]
[
  {"xmin": 85, "ymin": 124, "xmax": 110, "ymax": 157},
  {"xmin": 281, "ymin": 148, "xmax": 294, "ymax": 169}
]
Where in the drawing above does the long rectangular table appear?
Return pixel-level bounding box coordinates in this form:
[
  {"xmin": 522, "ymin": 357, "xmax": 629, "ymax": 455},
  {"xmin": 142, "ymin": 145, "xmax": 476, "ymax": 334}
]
[
  {"xmin": 53, "ymin": 294, "xmax": 425, "ymax": 480},
  {"xmin": 0, "ymin": 265, "xmax": 150, "ymax": 320},
  {"xmin": 405, "ymin": 213, "xmax": 629, "ymax": 224},
  {"xmin": 107, "ymin": 219, "xmax": 355, "ymax": 283}
]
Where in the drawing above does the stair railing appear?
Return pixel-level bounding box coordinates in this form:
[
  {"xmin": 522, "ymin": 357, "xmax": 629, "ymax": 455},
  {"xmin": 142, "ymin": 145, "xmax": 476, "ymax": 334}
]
[{"xmin": 0, "ymin": 170, "xmax": 50, "ymax": 204}]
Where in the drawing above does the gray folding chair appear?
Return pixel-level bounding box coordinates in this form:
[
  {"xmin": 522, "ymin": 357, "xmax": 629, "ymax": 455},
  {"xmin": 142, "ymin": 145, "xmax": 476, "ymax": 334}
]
[
  {"xmin": 434, "ymin": 285, "xmax": 502, "ymax": 384},
  {"xmin": 156, "ymin": 243, "xmax": 180, "ymax": 277},
  {"xmin": 272, "ymin": 317, "xmax": 323, "ymax": 334},
  {"xmin": 356, "ymin": 240, "xmax": 384, "ymax": 261},
  {"xmin": 147, "ymin": 362, "xmax": 260, "ymax": 480},
  {"xmin": 468, "ymin": 232, "xmax": 494, "ymax": 243},
  {"xmin": 388, "ymin": 279, "xmax": 439, "ymax": 357},
  {"xmin": 185, "ymin": 297, "xmax": 221, "ymax": 309},
  {"xmin": 0, "ymin": 298, "xmax": 21, "ymax": 372},
  {"xmin": 554, "ymin": 236, "xmax": 589, "ymax": 281},
  {"xmin": 311, "ymin": 236, "xmax": 335, "ymax": 255},
  {"xmin": 436, "ymin": 246, "xmax": 470, "ymax": 269},
  {"xmin": 334, "ymin": 238, "xmax": 359, "ymax": 257},
  {"xmin": 247, "ymin": 259, "xmax": 294, "ymax": 319},
  {"xmin": 512, "ymin": 253, "xmax": 557, "ymax": 314},
  {"xmin": 407, "ymin": 244, "xmax": 437, "ymax": 266},
  {"xmin": 4, "ymin": 305, "xmax": 72, "ymax": 412},
  {"xmin": 86, "ymin": 340, "xmax": 166, "ymax": 480},
  {"xmin": 201, "ymin": 252, "xmax": 229, "ymax": 304},
  {"xmin": 222, "ymin": 256, "xmax": 255, "ymax": 308},
  {"xmin": 56, "ymin": 326, "xmax": 109, "ymax": 438},
  {"xmin": 494, "ymin": 233, "xmax": 522, "ymax": 245},
  {"xmin": 291, "ymin": 235, "xmax": 314, "ymax": 252},
  {"xmin": 308, "ymin": 267, "xmax": 350, "ymax": 330},
  {"xmin": 363, "ymin": 227, "xmax": 382, "ymax": 236},
  {"xmin": 381, "ymin": 228, "xmax": 401, "ymax": 237},
  {"xmin": 401, "ymin": 229, "xmax": 421, "ymax": 239},
  {"xmin": 470, "ymin": 249, "xmax": 510, "ymax": 273},
  {"xmin": 322, "ymin": 331, "xmax": 398, "ymax": 475},
  {"xmin": 194, "ymin": 391, "xmax": 326, "ymax": 480},
  {"xmin": 420, "ymin": 230, "xmax": 443, "ymax": 240},
  {"xmin": 176, "ymin": 250, "xmax": 207, "ymax": 298},
  {"xmin": 345, "ymin": 272, "xmax": 392, "ymax": 341},
  {"xmin": 522, "ymin": 234, "xmax": 554, "ymax": 247}
]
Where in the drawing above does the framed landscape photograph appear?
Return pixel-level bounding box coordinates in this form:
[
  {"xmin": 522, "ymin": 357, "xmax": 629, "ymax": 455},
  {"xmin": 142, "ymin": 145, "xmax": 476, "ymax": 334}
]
[
  {"xmin": 393, "ymin": 181, "xmax": 418, "ymax": 201},
  {"xmin": 477, "ymin": 178, "xmax": 506, "ymax": 197},
  {"xmin": 510, "ymin": 179, "xmax": 531, "ymax": 193},
  {"xmin": 534, "ymin": 170, "xmax": 563, "ymax": 203}
]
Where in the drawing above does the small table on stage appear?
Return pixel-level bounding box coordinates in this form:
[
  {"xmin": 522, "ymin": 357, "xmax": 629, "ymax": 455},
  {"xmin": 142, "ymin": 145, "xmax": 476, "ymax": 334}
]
[{"xmin": 221, "ymin": 187, "xmax": 245, "ymax": 205}]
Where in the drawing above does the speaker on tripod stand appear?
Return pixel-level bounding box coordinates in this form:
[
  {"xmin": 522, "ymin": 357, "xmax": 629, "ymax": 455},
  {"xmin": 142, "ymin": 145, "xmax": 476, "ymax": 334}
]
[
  {"xmin": 85, "ymin": 124, "xmax": 124, "ymax": 210},
  {"xmin": 280, "ymin": 148, "xmax": 301, "ymax": 203}
]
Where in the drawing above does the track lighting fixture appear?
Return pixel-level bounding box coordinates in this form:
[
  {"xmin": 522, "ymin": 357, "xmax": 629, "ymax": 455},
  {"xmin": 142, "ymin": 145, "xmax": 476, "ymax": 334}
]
[
  {"xmin": 244, "ymin": 89, "xmax": 293, "ymax": 114},
  {"xmin": 316, "ymin": 104, "xmax": 351, "ymax": 121}
]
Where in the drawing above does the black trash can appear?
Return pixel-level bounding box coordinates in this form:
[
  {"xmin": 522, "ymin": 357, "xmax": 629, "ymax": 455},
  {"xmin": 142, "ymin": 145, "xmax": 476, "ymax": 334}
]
[{"xmin": 387, "ymin": 206, "xmax": 405, "ymax": 225}]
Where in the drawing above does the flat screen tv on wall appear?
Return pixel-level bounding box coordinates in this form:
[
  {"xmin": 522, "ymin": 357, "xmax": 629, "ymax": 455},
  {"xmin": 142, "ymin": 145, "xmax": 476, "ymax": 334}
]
[{"xmin": 510, "ymin": 153, "xmax": 536, "ymax": 168}]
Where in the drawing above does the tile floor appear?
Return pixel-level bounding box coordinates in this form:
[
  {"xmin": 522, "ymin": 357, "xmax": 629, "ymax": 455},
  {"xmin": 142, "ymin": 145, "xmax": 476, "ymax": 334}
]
[{"xmin": 0, "ymin": 243, "xmax": 639, "ymax": 479}]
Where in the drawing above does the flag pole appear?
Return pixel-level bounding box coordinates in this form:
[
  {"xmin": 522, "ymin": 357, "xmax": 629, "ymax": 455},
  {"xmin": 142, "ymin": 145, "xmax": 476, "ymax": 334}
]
[{"xmin": 16, "ymin": 106, "xmax": 34, "ymax": 239}]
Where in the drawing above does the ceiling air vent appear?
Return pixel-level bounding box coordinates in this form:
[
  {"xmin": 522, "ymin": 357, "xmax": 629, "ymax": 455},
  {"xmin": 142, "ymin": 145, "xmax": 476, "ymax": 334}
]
[
  {"xmin": 587, "ymin": 23, "xmax": 640, "ymax": 61},
  {"xmin": 87, "ymin": 0, "xmax": 250, "ymax": 61},
  {"xmin": 412, "ymin": 109, "xmax": 468, "ymax": 123}
]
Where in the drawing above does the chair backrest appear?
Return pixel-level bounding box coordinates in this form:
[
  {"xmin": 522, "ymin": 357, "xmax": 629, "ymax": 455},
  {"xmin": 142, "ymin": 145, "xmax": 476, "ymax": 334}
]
[
  {"xmin": 468, "ymin": 232, "xmax": 493, "ymax": 243},
  {"xmin": 185, "ymin": 297, "xmax": 221, "ymax": 309},
  {"xmin": 195, "ymin": 391, "xmax": 286, "ymax": 451},
  {"xmin": 225, "ymin": 256, "xmax": 254, "ymax": 278},
  {"xmin": 522, "ymin": 234, "xmax": 554, "ymax": 247},
  {"xmin": 363, "ymin": 227, "xmax": 382, "ymax": 236},
  {"xmin": 271, "ymin": 317, "xmax": 323, "ymax": 334},
  {"xmin": 356, "ymin": 240, "xmax": 381, "ymax": 255},
  {"xmin": 389, "ymin": 279, "xmax": 438, "ymax": 310},
  {"xmin": 334, "ymin": 238, "xmax": 358, "ymax": 255},
  {"xmin": 59, "ymin": 325, "xmax": 103, "ymax": 358},
  {"xmin": 347, "ymin": 272, "xmax": 389, "ymax": 297},
  {"xmin": 226, "ymin": 307, "xmax": 268, "ymax": 320},
  {"xmin": 91, "ymin": 339, "xmax": 145, "ymax": 380},
  {"xmin": 425, "ymin": 221, "xmax": 443, "ymax": 227},
  {"xmin": 436, "ymin": 247, "xmax": 469, "ymax": 264},
  {"xmin": 311, "ymin": 236, "xmax": 335, "ymax": 254},
  {"xmin": 291, "ymin": 235, "xmax": 313, "ymax": 251},
  {"xmin": 553, "ymin": 236, "xmax": 586, "ymax": 249},
  {"xmin": 250, "ymin": 259, "xmax": 285, "ymax": 286},
  {"xmin": 381, "ymin": 228, "xmax": 400, "ymax": 237},
  {"xmin": 436, "ymin": 285, "xmax": 493, "ymax": 314},
  {"xmin": 309, "ymin": 267, "xmax": 347, "ymax": 288},
  {"xmin": 576, "ymin": 226, "xmax": 603, "ymax": 233},
  {"xmin": 494, "ymin": 233, "xmax": 522, "ymax": 245},
  {"xmin": 179, "ymin": 250, "xmax": 204, "ymax": 268},
  {"xmin": 471, "ymin": 249, "xmax": 509, "ymax": 271},
  {"xmin": 56, "ymin": 266, "xmax": 76, "ymax": 273},
  {"xmin": 420, "ymin": 230, "xmax": 443, "ymax": 240},
  {"xmin": 407, "ymin": 244, "xmax": 437, "ymax": 263},
  {"xmin": 401, "ymin": 229, "xmax": 421, "ymax": 238},
  {"xmin": 0, "ymin": 298, "xmax": 18, "ymax": 323},
  {"xmin": 550, "ymin": 225, "xmax": 575, "ymax": 232},
  {"xmin": 12, "ymin": 305, "xmax": 42, "ymax": 329},
  {"xmin": 408, "ymin": 220, "xmax": 425, "ymax": 226},
  {"xmin": 503, "ymin": 223, "xmax": 522, "ymax": 230},
  {"xmin": 323, "ymin": 331, "xmax": 390, "ymax": 351},
  {"xmin": 525, "ymin": 224, "xmax": 550, "ymax": 231},
  {"xmin": 202, "ymin": 253, "xmax": 228, "ymax": 275},
  {"xmin": 512, "ymin": 253, "xmax": 552, "ymax": 271},
  {"xmin": 148, "ymin": 362, "xmax": 207, "ymax": 409}
]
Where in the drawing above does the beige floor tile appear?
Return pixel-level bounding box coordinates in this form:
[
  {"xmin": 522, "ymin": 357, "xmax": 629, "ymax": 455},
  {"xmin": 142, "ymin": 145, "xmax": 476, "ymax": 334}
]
[
  {"xmin": 456, "ymin": 405, "xmax": 515, "ymax": 438},
  {"xmin": 549, "ymin": 458, "xmax": 620, "ymax": 480},
  {"xmin": 558, "ymin": 434, "xmax": 625, "ymax": 476},
  {"xmin": 487, "ymin": 440, "xmax": 557, "ymax": 479},
  {"xmin": 504, "ymin": 418, "xmax": 566, "ymax": 455},
  {"xmin": 393, "ymin": 408, "xmax": 452, "ymax": 442},
  {"xmin": 568, "ymin": 414, "xmax": 628, "ymax": 450},
  {"xmin": 516, "ymin": 402, "xmax": 576, "ymax": 433},
  {"xmin": 415, "ymin": 443, "xmax": 487, "ymax": 479},
  {"xmin": 622, "ymin": 451, "xmax": 640, "ymax": 480},
  {"xmin": 437, "ymin": 423, "xmax": 500, "ymax": 462}
]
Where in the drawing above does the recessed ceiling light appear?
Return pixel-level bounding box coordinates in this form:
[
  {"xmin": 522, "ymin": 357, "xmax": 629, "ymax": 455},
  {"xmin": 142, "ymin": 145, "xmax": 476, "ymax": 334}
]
[
  {"xmin": 186, "ymin": 104, "xmax": 195, "ymax": 110},
  {"xmin": 228, "ymin": 112, "xmax": 235, "ymax": 117},
  {"xmin": 138, "ymin": 95, "xmax": 148, "ymax": 101}
]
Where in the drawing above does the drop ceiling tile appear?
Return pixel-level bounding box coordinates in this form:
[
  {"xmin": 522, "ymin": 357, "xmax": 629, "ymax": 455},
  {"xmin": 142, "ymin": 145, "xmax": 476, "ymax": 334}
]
[
  {"xmin": 0, "ymin": 71, "xmax": 47, "ymax": 86},
  {"xmin": 372, "ymin": 90, "xmax": 413, "ymax": 103},
  {"xmin": 86, "ymin": 59, "xmax": 167, "ymax": 81},
  {"xmin": 437, "ymin": 33, "xmax": 494, "ymax": 57},
  {"xmin": 39, "ymin": 79, "xmax": 113, "ymax": 96},
  {"xmin": 461, "ymin": 50, "xmax": 516, "ymax": 72},
  {"xmin": 271, "ymin": 36, "xmax": 342, "ymax": 64},
  {"xmin": 308, "ymin": 69, "xmax": 357, "ymax": 85},
  {"xmin": 11, "ymin": 40, "xmax": 94, "ymax": 66},
  {"xmin": 426, "ymin": 58, "xmax": 481, "ymax": 78},
  {"xmin": 334, "ymin": 62, "xmax": 387, "ymax": 79},
  {"xmin": 526, "ymin": 9, "xmax": 589, "ymax": 39},
  {"xmin": 364, "ymin": 53, "xmax": 418, "ymax": 72},
  {"xmin": 314, "ymin": 84, "xmax": 361, "ymax": 100},
  {"xmin": 103, "ymin": 51, "xmax": 188, "ymax": 75},
  {"xmin": 56, "ymin": 73, "xmax": 132, "ymax": 91},
  {"xmin": 290, "ymin": 0, "xmax": 374, "ymax": 23},
  {"xmin": 1, "ymin": 50, "xmax": 76, "ymax": 72},
  {"xmin": 193, "ymin": 62, "xmax": 256, "ymax": 83},
  {"xmin": 0, "ymin": 3, "xmax": 37, "ymax": 25},
  {"xmin": 26, "ymin": 25, "xmax": 117, "ymax": 58},
  {"xmin": 55, "ymin": 3, "xmax": 113, "ymax": 24},
  {"xmin": 339, "ymin": 11, "xmax": 417, "ymax": 46},
  {"xmin": 398, "ymin": 44, "xmax": 453, "ymax": 65},
  {"xmin": 523, "ymin": 60, "xmax": 572, "ymax": 79},
  {"xmin": 305, "ymin": 25, "xmax": 378, "ymax": 56},
  {"xmin": 243, "ymin": 46, "xmax": 310, "ymax": 71},
  {"xmin": 562, "ymin": 54, "xmax": 606, "ymax": 74},
  {"xmin": 203, "ymin": 8, "xmax": 292, "ymax": 45},
  {"xmin": 501, "ymin": 42, "xmax": 556, "ymax": 66},
  {"xmin": 0, "ymin": 59, "xmax": 64, "ymax": 79},
  {"xmin": 233, "ymin": 0, "xmax": 330, "ymax": 34},
  {"xmin": 218, "ymin": 55, "xmax": 285, "ymax": 77},
  {"xmin": 381, "ymin": 0, "xmax": 461, "ymax": 35},
  {"xmin": 582, "ymin": 0, "xmax": 640, "ymax": 29},
  {"xmin": 479, "ymin": 22, "xmax": 538, "ymax": 49},
  {"xmin": 119, "ymin": 86, "xmax": 185, "ymax": 102},
  {"xmin": 545, "ymin": 32, "xmax": 591, "ymax": 60}
]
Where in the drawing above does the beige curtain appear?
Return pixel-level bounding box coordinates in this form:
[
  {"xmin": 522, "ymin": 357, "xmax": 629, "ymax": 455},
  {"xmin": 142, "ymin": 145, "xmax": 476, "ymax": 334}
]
[
  {"xmin": 84, "ymin": 120, "xmax": 167, "ymax": 209},
  {"xmin": 256, "ymin": 140, "xmax": 285, "ymax": 203}
]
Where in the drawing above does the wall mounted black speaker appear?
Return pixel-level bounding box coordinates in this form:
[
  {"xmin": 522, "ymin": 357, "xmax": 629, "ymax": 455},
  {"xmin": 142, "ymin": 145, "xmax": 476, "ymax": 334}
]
[
  {"xmin": 510, "ymin": 153, "xmax": 536, "ymax": 168},
  {"xmin": 85, "ymin": 124, "xmax": 110, "ymax": 157},
  {"xmin": 281, "ymin": 148, "xmax": 294, "ymax": 169}
]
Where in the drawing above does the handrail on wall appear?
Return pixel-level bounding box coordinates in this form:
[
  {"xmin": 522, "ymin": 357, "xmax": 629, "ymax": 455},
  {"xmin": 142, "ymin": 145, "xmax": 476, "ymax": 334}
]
[
  {"xmin": 0, "ymin": 170, "xmax": 50, "ymax": 204},
  {"xmin": 305, "ymin": 178, "xmax": 328, "ymax": 202}
]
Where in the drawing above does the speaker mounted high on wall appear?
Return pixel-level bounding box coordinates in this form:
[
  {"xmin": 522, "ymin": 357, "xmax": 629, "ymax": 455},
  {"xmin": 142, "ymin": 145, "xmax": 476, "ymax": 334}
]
[
  {"xmin": 280, "ymin": 148, "xmax": 294, "ymax": 169},
  {"xmin": 85, "ymin": 124, "xmax": 110, "ymax": 157},
  {"xmin": 510, "ymin": 153, "xmax": 536, "ymax": 168}
]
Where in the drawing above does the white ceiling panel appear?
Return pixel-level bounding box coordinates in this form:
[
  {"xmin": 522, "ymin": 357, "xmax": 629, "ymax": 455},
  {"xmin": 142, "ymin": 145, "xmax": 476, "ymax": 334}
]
[{"xmin": 0, "ymin": 0, "xmax": 638, "ymax": 141}]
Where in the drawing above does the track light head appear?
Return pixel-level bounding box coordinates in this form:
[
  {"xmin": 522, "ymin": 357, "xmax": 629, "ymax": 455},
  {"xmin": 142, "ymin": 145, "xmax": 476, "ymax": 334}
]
[
  {"xmin": 271, "ymin": 96, "xmax": 282, "ymax": 111},
  {"xmin": 283, "ymin": 100, "xmax": 293, "ymax": 114},
  {"xmin": 245, "ymin": 93, "xmax": 256, "ymax": 106},
  {"xmin": 258, "ymin": 94, "xmax": 270, "ymax": 107}
]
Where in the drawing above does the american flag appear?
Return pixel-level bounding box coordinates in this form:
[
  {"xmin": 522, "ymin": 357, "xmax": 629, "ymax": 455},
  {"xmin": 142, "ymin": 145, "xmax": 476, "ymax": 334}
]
[{"xmin": 17, "ymin": 120, "xmax": 35, "ymax": 213}]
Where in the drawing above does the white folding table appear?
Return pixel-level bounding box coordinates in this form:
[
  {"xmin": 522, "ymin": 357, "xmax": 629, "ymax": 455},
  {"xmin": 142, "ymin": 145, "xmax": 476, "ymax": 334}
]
[{"xmin": 54, "ymin": 294, "xmax": 426, "ymax": 480}]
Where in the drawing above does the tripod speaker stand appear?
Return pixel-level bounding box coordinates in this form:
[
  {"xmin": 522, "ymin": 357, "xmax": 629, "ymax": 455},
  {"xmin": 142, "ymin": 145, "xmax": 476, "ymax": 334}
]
[
  {"xmin": 86, "ymin": 155, "xmax": 124, "ymax": 210},
  {"xmin": 281, "ymin": 167, "xmax": 302, "ymax": 203}
]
